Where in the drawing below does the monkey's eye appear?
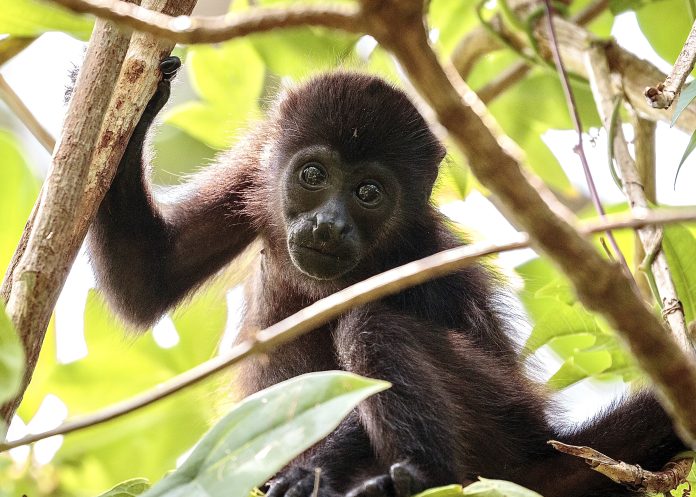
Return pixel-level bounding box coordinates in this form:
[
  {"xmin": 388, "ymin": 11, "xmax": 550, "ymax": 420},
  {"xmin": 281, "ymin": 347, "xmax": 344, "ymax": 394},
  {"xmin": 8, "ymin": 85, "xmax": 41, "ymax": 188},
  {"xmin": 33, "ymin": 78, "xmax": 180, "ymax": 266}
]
[
  {"xmin": 299, "ymin": 163, "xmax": 327, "ymax": 189},
  {"xmin": 356, "ymin": 182, "xmax": 383, "ymax": 207}
]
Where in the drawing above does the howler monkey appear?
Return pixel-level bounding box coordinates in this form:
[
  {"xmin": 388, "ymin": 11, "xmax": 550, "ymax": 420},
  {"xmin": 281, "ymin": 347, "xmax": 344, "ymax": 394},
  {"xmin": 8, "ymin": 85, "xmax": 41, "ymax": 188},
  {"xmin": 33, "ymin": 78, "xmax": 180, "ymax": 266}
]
[{"xmin": 88, "ymin": 57, "xmax": 685, "ymax": 497}]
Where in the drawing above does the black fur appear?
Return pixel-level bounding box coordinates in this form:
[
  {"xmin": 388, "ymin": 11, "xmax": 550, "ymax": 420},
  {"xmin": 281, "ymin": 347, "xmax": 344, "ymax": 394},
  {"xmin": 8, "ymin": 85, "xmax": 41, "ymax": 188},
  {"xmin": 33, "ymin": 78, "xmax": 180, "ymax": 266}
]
[{"xmin": 88, "ymin": 60, "xmax": 685, "ymax": 497}]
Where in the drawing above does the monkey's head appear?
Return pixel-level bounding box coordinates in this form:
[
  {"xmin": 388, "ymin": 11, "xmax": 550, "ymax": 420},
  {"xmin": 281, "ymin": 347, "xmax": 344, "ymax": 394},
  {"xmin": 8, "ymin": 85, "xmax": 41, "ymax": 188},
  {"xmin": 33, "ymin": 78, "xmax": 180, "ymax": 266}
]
[{"xmin": 264, "ymin": 72, "xmax": 445, "ymax": 281}]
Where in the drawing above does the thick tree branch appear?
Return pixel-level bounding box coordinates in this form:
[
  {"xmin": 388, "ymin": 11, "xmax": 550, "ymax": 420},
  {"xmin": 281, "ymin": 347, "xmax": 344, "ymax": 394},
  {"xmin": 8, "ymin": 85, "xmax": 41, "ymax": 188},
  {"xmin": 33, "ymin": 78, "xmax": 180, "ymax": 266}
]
[
  {"xmin": 644, "ymin": 19, "xmax": 696, "ymax": 109},
  {"xmin": 585, "ymin": 43, "xmax": 691, "ymax": 348},
  {"xmin": 632, "ymin": 115, "xmax": 657, "ymax": 300},
  {"xmin": 549, "ymin": 441, "xmax": 693, "ymax": 494},
  {"xmin": 50, "ymin": 0, "xmax": 364, "ymax": 42},
  {"xmin": 531, "ymin": 17, "xmax": 696, "ymax": 133},
  {"xmin": 454, "ymin": 0, "xmax": 608, "ymax": 98},
  {"xmin": 359, "ymin": 0, "xmax": 696, "ymax": 445},
  {"xmin": 0, "ymin": 16, "xmax": 133, "ymax": 424},
  {"xmin": 2, "ymin": 209, "xmax": 696, "ymax": 451},
  {"xmin": 0, "ymin": 0, "xmax": 198, "ymax": 424}
]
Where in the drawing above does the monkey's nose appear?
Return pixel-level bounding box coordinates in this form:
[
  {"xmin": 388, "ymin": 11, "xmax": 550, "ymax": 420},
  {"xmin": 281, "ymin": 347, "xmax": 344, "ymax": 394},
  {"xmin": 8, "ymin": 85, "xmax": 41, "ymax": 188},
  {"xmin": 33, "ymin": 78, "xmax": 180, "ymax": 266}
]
[{"xmin": 313, "ymin": 215, "xmax": 346, "ymax": 243}]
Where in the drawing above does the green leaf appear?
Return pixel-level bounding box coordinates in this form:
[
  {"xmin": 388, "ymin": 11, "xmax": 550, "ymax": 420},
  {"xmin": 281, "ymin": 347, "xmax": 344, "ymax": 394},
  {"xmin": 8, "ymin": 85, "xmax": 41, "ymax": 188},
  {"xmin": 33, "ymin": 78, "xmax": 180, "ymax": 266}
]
[
  {"xmin": 663, "ymin": 225, "xmax": 696, "ymax": 323},
  {"xmin": 462, "ymin": 478, "xmax": 542, "ymax": 497},
  {"xmin": 547, "ymin": 350, "xmax": 613, "ymax": 389},
  {"xmin": 96, "ymin": 478, "xmax": 150, "ymax": 497},
  {"xmin": 141, "ymin": 372, "xmax": 390, "ymax": 497},
  {"xmin": 249, "ymin": 28, "xmax": 357, "ymax": 78},
  {"xmin": 636, "ymin": 1, "xmax": 692, "ymax": 63},
  {"xmin": 671, "ymin": 81, "xmax": 696, "ymax": 126},
  {"xmin": 0, "ymin": 301, "xmax": 23, "ymax": 405},
  {"xmin": 414, "ymin": 484, "xmax": 465, "ymax": 497},
  {"xmin": 524, "ymin": 302, "xmax": 602, "ymax": 355},
  {"xmin": 674, "ymin": 129, "xmax": 696, "ymax": 187},
  {"xmin": 164, "ymin": 101, "xmax": 239, "ymax": 150},
  {"xmin": 0, "ymin": 0, "xmax": 93, "ymax": 39}
]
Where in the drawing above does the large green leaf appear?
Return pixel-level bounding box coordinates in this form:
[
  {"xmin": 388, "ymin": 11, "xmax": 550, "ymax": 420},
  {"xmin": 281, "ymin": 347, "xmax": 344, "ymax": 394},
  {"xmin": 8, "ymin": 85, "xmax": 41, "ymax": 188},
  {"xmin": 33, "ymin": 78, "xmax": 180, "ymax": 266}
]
[
  {"xmin": 164, "ymin": 40, "xmax": 264, "ymax": 149},
  {"xmin": 0, "ymin": 0, "xmax": 93, "ymax": 39},
  {"xmin": 141, "ymin": 372, "xmax": 389, "ymax": 497},
  {"xmin": 0, "ymin": 301, "xmax": 23, "ymax": 406},
  {"xmin": 663, "ymin": 225, "xmax": 696, "ymax": 323},
  {"xmin": 636, "ymin": 1, "xmax": 693, "ymax": 63},
  {"xmin": 415, "ymin": 484, "xmax": 465, "ymax": 497}
]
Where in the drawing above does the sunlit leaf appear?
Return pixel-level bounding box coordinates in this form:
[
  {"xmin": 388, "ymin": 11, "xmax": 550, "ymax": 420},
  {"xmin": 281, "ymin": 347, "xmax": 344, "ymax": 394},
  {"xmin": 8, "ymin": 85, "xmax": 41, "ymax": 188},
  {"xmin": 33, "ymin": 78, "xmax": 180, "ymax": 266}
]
[
  {"xmin": 636, "ymin": 1, "xmax": 692, "ymax": 63},
  {"xmin": 164, "ymin": 101, "xmax": 241, "ymax": 150},
  {"xmin": 141, "ymin": 372, "xmax": 389, "ymax": 497},
  {"xmin": 96, "ymin": 478, "xmax": 150, "ymax": 497},
  {"xmin": 0, "ymin": 0, "xmax": 93, "ymax": 39},
  {"xmin": 249, "ymin": 28, "xmax": 357, "ymax": 78},
  {"xmin": 663, "ymin": 225, "xmax": 696, "ymax": 323},
  {"xmin": 547, "ymin": 350, "xmax": 613, "ymax": 389},
  {"xmin": 414, "ymin": 484, "xmax": 465, "ymax": 497},
  {"xmin": 462, "ymin": 478, "xmax": 542, "ymax": 497},
  {"xmin": 0, "ymin": 301, "xmax": 23, "ymax": 405}
]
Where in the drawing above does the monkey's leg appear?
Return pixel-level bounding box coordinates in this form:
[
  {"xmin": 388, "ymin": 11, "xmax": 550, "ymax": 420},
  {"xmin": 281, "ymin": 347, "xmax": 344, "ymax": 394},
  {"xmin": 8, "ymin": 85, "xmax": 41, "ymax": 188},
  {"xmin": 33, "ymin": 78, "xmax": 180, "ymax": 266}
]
[{"xmin": 330, "ymin": 305, "xmax": 462, "ymax": 497}]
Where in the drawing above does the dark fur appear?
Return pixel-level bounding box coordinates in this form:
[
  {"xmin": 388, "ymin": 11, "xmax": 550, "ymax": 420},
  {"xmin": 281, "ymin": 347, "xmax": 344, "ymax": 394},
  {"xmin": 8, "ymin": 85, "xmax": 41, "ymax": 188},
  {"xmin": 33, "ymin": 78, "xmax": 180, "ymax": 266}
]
[{"xmin": 88, "ymin": 69, "xmax": 684, "ymax": 497}]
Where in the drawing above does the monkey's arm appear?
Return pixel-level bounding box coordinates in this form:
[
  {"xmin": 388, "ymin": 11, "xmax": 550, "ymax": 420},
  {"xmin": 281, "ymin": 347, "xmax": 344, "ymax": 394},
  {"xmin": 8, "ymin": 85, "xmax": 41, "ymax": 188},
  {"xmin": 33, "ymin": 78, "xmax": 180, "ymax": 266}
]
[{"xmin": 88, "ymin": 58, "xmax": 258, "ymax": 327}]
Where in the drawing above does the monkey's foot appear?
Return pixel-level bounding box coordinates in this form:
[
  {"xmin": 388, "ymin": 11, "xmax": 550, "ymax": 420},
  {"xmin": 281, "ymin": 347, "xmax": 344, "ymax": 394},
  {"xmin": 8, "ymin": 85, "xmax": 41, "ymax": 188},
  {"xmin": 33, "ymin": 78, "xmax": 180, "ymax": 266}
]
[
  {"xmin": 159, "ymin": 56, "xmax": 181, "ymax": 82},
  {"xmin": 346, "ymin": 462, "xmax": 424, "ymax": 497}
]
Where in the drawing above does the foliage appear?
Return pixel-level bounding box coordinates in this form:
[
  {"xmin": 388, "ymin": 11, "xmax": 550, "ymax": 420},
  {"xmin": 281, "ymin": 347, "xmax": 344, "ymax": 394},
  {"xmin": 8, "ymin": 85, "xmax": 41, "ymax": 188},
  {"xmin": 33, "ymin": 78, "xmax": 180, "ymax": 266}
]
[{"xmin": 0, "ymin": 1, "xmax": 695, "ymax": 497}]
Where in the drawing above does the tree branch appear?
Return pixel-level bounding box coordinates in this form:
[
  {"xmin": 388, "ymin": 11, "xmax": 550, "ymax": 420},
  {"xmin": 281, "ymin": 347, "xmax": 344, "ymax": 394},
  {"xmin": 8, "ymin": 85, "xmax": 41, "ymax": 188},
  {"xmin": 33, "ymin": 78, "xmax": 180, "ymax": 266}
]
[
  {"xmin": 0, "ymin": 0, "xmax": 198, "ymax": 424},
  {"xmin": 0, "ymin": 15, "xmax": 133, "ymax": 424},
  {"xmin": 632, "ymin": 114, "xmax": 657, "ymax": 300},
  {"xmin": 49, "ymin": 0, "xmax": 365, "ymax": 42},
  {"xmin": 585, "ymin": 42, "xmax": 692, "ymax": 349},
  {"xmin": 3, "ymin": 209, "xmax": 696, "ymax": 451},
  {"xmin": 549, "ymin": 441, "xmax": 693, "ymax": 494},
  {"xmin": 359, "ymin": 0, "xmax": 696, "ymax": 446},
  {"xmin": 0, "ymin": 74, "xmax": 56, "ymax": 153},
  {"xmin": 644, "ymin": 19, "xmax": 696, "ymax": 109}
]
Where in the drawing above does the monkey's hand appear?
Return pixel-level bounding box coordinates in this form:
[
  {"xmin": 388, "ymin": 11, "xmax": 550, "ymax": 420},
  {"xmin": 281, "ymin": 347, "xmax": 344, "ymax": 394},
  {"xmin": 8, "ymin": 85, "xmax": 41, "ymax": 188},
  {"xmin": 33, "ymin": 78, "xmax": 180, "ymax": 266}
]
[
  {"xmin": 345, "ymin": 462, "xmax": 424, "ymax": 497},
  {"xmin": 266, "ymin": 462, "xmax": 423, "ymax": 497},
  {"xmin": 145, "ymin": 55, "xmax": 181, "ymax": 117}
]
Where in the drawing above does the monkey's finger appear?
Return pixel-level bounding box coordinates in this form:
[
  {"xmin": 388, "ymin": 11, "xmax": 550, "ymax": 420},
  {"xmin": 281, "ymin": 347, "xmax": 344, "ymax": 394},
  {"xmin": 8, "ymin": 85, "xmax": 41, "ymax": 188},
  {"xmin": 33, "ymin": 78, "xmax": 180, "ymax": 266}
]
[
  {"xmin": 389, "ymin": 463, "xmax": 415, "ymax": 497},
  {"xmin": 159, "ymin": 56, "xmax": 181, "ymax": 82},
  {"xmin": 346, "ymin": 474, "xmax": 391, "ymax": 497}
]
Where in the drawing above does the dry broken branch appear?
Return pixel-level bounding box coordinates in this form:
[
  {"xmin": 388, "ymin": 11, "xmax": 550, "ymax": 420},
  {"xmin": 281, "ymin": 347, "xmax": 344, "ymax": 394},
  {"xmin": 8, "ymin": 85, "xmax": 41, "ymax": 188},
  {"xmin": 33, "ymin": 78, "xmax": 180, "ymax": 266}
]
[
  {"xmin": 3, "ymin": 208, "xmax": 696, "ymax": 451},
  {"xmin": 50, "ymin": 0, "xmax": 364, "ymax": 42},
  {"xmin": 644, "ymin": 19, "xmax": 696, "ymax": 109},
  {"xmin": 549, "ymin": 441, "xmax": 693, "ymax": 494},
  {"xmin": 585, "ymin": 42, "xmax": 691, "ymax": 348}
]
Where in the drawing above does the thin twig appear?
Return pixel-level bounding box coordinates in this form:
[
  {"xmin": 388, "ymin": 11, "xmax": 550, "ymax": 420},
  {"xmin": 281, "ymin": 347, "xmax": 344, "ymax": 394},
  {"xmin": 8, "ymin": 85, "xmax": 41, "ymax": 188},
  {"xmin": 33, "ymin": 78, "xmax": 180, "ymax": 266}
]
[
  {"xmin": 50, "ymin": 0, "xmax": 364, "ymax": 42},
  {"xmin": 0, "ymin": 74, "xmax": 55, "ymax": 153},
  {"xmin": 541, "ymin": 0, "xmax": 635, "ymax": 290},
  {"xmin": 644, "ymin": 19, "xmax": 696, "ymax": 109},
  {"xmin": 473, "ymin": 0, "xmax": 609, "ymax": 103},
  {"xmin": 550, "ymin": 441, "xmax": 693, "ymax": 494},
  {"xmin": 585, "ymin": 41, "xmax": 692, "ymax": 349},
  {"xmin": 3, "ymin": 208, "xmax": 696, "ymax": 451}
]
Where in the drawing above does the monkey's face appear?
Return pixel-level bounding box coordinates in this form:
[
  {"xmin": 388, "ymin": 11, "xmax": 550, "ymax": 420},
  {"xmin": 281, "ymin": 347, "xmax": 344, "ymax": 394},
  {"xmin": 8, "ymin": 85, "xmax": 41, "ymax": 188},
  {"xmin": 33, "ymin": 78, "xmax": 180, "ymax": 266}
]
[{"xmin": 280, "ymin": 145, "xmax": 400, "ymax": 281}]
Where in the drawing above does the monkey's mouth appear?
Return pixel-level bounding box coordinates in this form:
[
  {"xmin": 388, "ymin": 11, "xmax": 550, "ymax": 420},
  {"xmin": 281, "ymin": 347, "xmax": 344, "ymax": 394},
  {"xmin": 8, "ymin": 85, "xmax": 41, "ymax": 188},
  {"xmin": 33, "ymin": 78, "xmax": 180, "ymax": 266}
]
[{"xmin": 288, "ymin": 242, "xmax": 356, "ymax": 280}]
